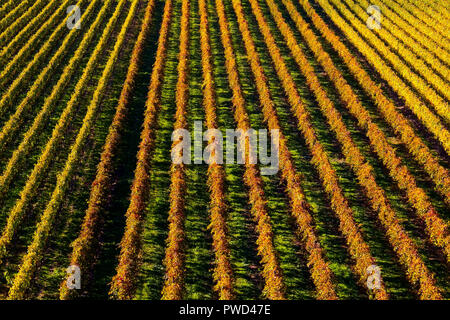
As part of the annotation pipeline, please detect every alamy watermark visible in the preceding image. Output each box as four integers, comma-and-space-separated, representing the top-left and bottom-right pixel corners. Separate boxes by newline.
171, 121, 279, 175
66, 265, 81, 289
366, 5, 382, 30
67, 5, 81, 30
366, 264, 381, 290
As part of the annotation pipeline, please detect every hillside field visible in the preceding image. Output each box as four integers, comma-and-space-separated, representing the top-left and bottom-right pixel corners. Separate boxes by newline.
0, 0, 448, 300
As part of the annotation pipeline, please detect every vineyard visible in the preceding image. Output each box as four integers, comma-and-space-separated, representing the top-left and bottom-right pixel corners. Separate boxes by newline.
0, 0, 448, 300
